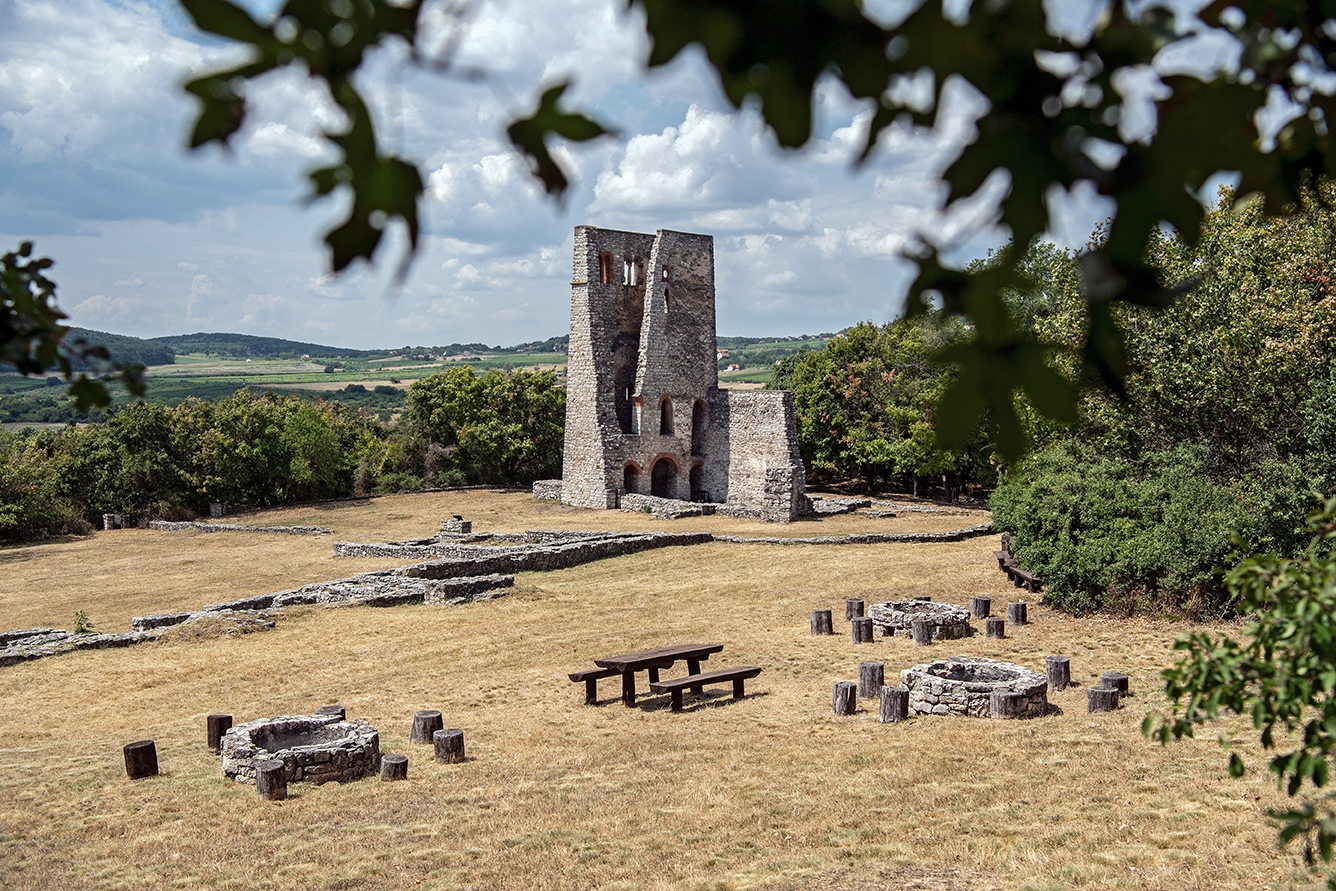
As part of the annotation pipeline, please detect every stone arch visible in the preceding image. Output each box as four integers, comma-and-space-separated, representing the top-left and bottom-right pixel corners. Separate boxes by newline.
689, 461, 705, 502
623, 462, 641, 495
691, 399, 707, 456
659, 396, 674, 435
650, 455, 678, 498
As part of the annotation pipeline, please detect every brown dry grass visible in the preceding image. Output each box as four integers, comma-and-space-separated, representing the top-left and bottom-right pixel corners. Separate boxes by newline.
0, 491, 1320, 891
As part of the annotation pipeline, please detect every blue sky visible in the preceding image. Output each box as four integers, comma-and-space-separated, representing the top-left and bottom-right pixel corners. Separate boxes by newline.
0, 0, 1119, 349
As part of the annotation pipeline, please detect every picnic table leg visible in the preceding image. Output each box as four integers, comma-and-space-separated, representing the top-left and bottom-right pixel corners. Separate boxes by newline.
732, 678, 745, 699
687, 658, 703, 693
670, 689, 684, 712
648, 667, 660, 683
622, 671, 636, 707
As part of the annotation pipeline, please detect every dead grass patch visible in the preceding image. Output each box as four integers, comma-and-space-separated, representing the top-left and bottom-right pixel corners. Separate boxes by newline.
0, 491, 1320, 890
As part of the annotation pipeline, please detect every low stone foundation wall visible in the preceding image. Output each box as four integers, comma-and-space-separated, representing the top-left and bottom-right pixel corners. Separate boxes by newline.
532, 480, 563, 501
149, 521, 332, 535
401, 532, 714, 580
620, 493, 714, 519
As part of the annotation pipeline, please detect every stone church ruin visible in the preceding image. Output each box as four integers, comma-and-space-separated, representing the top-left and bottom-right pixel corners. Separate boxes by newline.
542, 225, 810, 522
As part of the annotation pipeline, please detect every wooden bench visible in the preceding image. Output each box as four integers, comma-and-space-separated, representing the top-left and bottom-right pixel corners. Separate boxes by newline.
649, 666, 762, 712
1006, 564, 1043, 593
993, 550, 1014, 569
569, 667, 620, 704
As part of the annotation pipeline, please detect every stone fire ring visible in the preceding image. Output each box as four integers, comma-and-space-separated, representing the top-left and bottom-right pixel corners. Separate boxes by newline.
900, 656, 1048, 718
868, 600, 970, 640
221, 714, 381, 785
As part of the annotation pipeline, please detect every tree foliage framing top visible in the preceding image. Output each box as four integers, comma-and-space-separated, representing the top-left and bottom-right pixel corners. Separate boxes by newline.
175, 0, 1336, 457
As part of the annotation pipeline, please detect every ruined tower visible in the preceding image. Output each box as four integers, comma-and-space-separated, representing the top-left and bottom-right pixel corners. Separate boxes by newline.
558, 225, 809, 522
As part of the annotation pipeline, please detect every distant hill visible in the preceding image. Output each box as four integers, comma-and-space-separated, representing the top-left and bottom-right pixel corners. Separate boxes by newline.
150, 332, 377, 359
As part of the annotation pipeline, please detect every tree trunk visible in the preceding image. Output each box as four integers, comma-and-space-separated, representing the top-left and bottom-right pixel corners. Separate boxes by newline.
858, 661, 884, 699
911, 618, 932, 646
832, 681, 857, 716
845, 599, 865, 620
972, 596, 991, 619
1088, 686, 1120, 713
990, 690, 1027, 719
851, 616, 873, 643
1046, 656, 1071, 692
985, 616, 1005, 639
1007, 602, 1027, 625
434, 728, 466, 764
206, 714, 232, 753
1099, 672, 1130, 696
810, 609, 833, 635
380, 753, 408, 781
879, 686, 909, 723
255, 758, 287, 800
123, 740, 158, 780
411, 710, 444, 744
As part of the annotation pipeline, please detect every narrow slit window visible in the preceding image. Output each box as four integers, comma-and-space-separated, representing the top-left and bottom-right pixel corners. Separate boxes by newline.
661, 265, 670, 281
599, 252, 613, 285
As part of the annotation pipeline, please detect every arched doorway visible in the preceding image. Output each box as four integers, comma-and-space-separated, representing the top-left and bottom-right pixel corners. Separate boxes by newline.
650, 457, 677, 498
689, 464, 704, 502
623, 463, 640, 495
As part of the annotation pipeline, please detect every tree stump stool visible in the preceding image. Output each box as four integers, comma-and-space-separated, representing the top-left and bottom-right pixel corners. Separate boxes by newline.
832, 681, 857, 716
411, 710, 444, 744
910, 618, 932, 646
858, 661, 885, 699
380, 753, 408, 781
316, 705, 346, 721
971, 596, 991, 618
206, 714, 232, 753
433, 729, 466, 764
985, 616, 1005, 639
1087, 686, 1120, 713
1046, 656, 1071, 691
255, 758, 287, 800
879, 685, 909, 723
1100, 672, 1130, 696
912, 595, 932, 601
123, 740, 158, 780
810, 609, 833, 635
990, 690, 1027, 719
1007, 602, 1027, 625
845, 599, 865, 620
851, 616, 874, 643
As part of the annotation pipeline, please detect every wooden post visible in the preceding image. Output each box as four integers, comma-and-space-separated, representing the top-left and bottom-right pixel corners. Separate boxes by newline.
316, 705, 346, 721
255, 758, 287, 800
206, 714, 232, 753
990, 690, 1027, 719
832, 681, 857, 716
410, 710, 444, 744
971, 596, 991, 618
1007, 601, 1027, 625
433, 728, 466, 764
851, 616, 873, 643
912, 595, 931, 602
380, 753, 408, 781
879, 686, 909, 723
985, 616, 1005, 639
911, 618, 932, 646
1088, 686, 1119, 713
810, 609, 833, 635
858, 661, 884, 699
123, 740, 158, 780
1099, 672, 1130, 696
845, 599, 865, 620
1046, 656, 1071, 691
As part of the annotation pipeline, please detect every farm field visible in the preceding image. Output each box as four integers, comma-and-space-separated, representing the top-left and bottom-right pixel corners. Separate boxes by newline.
0, 490, 1318, 891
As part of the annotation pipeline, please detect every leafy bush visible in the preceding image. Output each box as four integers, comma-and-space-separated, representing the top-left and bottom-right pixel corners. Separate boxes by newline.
991, 441, 1307, 617
0, 432, 89, 540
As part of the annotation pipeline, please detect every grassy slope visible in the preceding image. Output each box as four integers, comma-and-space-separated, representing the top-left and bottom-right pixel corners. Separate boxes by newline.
0, 490, 1318, 891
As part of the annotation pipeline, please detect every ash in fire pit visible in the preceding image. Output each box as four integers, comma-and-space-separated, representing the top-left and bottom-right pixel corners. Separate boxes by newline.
221, 714, 380, 784
900, 656, 1048, 718
868, 600, 970, 640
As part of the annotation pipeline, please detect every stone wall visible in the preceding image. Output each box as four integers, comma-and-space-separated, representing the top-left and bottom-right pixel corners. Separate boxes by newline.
149, 521, 333, 535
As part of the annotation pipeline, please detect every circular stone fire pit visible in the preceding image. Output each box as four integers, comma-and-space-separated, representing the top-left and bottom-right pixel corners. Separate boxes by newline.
868, 600, 970, 640
220, 714, 380, 784
900, 656, 1048, 718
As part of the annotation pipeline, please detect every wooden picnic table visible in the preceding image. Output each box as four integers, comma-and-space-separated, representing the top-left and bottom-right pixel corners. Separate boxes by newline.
594, 643, 725, 707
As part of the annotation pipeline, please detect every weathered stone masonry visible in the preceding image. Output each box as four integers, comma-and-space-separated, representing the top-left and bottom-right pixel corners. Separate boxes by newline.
558, 225, 810, 521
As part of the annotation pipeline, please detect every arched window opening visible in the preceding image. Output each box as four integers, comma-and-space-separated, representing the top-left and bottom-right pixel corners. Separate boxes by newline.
598, 252, 614, 285
623, 259, 631, 285
691, 399, 707, 456
689, 464, 705, 502
650, 457, 677, 498
623, 463, 640, 495
659, 397, 674, 435
661, 265, 670, 281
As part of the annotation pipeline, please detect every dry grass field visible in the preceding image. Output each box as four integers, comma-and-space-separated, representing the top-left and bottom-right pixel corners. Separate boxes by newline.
0, 490, 1322, 890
